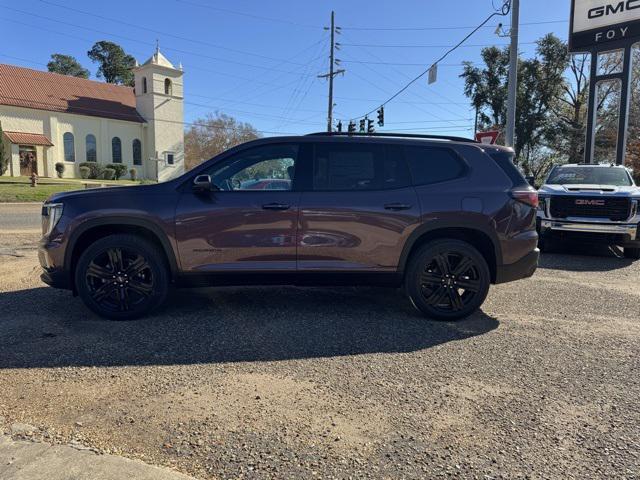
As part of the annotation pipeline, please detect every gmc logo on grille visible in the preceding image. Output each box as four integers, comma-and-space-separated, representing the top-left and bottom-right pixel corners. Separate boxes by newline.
575, 199, 606, 206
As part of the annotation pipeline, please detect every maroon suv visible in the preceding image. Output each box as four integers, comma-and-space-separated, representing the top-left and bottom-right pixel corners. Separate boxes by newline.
39, 133, 539, 321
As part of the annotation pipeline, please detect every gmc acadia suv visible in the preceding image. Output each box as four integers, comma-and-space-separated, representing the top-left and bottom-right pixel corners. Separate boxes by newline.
537, 163, 640, 259
39, 133, 540, 321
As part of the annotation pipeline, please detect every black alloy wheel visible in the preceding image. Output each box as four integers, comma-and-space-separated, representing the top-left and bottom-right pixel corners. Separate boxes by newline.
406, 239, 491, 321
75, 234, 169, 320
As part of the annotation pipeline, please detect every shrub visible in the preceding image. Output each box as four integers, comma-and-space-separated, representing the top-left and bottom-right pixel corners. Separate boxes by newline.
110, 163, 128, 180
55, 162, 65, 178
102, 168, 115, 180
129, 168, 137, 181
78, 162, 104, 179
79, 166, 90, 179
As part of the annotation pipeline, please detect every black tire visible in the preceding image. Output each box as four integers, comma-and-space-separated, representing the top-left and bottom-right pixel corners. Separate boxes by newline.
405, 239, 491, 321
74, 234, 169, 320
624, 247, 640, 260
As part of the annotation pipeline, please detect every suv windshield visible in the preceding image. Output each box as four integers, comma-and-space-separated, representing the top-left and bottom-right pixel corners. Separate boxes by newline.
546, 167, 632, 187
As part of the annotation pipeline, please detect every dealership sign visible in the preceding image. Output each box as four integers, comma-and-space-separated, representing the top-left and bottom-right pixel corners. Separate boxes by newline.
570, 0, 640, 51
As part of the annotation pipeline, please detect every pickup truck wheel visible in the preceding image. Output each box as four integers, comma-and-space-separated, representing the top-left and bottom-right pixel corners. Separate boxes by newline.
74, 234, 169, 320
405, 239, 491, 321
624, 247, 640, 260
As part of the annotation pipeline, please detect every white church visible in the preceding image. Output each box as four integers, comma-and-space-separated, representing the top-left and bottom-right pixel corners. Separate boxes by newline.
0, 48, 184, 181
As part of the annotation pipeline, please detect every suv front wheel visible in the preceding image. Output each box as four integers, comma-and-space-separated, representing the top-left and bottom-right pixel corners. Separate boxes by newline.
74, 234, 169, 320
405, 239, 491, 321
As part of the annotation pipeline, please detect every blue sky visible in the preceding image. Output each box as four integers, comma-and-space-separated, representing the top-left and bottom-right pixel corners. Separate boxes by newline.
0, 0, 572, 137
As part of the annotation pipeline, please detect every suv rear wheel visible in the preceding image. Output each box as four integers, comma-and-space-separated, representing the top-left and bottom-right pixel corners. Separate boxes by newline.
405, 239, 491, 321
74, 234, 169, 320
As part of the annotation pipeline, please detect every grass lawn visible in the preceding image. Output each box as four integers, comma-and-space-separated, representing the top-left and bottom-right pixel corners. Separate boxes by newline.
0, 176, 143, 203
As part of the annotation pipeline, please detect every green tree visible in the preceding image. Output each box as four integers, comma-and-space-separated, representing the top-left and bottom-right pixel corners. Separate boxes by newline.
0, 122, 8, 176
461, 34, 569, 180
87, 41, 136, 86
184, 112, 261, 170
47, 54, 90, 79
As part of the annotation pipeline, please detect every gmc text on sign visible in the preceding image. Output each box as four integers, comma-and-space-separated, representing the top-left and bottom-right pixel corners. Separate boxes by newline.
570, 0, 640, 51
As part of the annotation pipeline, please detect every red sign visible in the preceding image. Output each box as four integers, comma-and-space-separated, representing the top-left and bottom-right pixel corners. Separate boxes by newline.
475, 130, 500, 145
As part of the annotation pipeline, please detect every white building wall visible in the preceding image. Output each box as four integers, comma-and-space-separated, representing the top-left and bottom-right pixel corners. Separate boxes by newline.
0, 104, 148, 179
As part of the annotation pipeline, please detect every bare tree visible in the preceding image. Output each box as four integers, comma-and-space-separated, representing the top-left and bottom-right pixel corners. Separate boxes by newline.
184, 112, 261, 170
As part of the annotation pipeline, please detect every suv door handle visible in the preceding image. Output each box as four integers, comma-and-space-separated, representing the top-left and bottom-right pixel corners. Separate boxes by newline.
384, 203, 412, 211
262, 203, 291, 211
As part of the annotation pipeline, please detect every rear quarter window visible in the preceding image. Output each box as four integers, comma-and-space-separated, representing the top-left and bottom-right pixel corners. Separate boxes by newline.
403, 146, 466, 186
488, 150, 528, 187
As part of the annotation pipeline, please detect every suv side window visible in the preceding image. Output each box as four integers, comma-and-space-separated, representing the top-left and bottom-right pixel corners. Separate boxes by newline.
313, 143, 410, 191
404, 146, 466, 186
204, 144, 298, 191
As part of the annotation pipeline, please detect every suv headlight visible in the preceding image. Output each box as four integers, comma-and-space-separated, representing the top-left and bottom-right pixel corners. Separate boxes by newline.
42, 203, 64, 236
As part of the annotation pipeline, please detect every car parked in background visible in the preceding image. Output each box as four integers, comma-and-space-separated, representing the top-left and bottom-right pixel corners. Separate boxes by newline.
537, 163, 640, 259
39, 133, 539, 321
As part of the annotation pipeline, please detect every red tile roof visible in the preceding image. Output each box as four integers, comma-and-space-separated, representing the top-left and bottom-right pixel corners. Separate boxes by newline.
0, 63, 145, 123
3, 131, 53, 146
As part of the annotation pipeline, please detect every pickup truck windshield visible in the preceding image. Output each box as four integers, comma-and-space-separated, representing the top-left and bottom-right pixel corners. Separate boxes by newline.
546, 167, 632, 187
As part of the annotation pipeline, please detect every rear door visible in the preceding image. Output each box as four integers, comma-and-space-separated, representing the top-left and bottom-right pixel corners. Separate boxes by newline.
297, 142, 421, 271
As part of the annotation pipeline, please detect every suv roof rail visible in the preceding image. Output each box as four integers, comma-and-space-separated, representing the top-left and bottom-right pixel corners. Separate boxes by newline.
306, 132, 480, 143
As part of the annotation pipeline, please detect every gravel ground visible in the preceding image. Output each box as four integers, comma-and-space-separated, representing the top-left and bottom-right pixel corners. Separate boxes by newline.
0, 231, 638, 479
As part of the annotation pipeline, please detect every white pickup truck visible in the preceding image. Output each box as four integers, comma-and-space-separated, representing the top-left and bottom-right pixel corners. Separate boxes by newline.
536, 163, 640, 259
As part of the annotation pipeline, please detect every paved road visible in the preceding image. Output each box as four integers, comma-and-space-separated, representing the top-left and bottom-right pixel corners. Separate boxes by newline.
0, 435, 194, 480
1, 232, 638, 479
0, 203, 41, 232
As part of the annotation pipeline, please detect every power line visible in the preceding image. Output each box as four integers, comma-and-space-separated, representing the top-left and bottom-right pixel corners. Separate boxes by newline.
340, 42, 536, 49
349, 1, 512, 122
0, 18, 324, 91
0, 7, 322, 77
173, 0, 322, 29
340, 19, 567, 31
34, 0, 315, 66
0, 92, 308, 135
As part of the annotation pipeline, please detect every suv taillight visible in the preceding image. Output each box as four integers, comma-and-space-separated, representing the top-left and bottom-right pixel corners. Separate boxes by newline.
510, 187, 538, 208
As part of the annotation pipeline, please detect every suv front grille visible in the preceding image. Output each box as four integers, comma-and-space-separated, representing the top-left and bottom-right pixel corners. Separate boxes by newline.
549, 196, 631, 221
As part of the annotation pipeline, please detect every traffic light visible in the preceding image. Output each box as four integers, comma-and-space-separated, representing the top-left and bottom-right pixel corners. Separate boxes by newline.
348, 121, 356, 133
336, 121, 342, 132
377, 106, 384, 127
359, 119, 365, 133
367, 119, 375, 133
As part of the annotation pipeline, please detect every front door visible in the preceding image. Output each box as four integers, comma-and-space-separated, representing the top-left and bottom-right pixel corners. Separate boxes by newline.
175, 143, 302, 273
297, 142, 421, 271
19, 146, 37, 176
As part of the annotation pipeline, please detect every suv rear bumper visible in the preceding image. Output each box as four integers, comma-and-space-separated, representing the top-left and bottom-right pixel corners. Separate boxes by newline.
495, 249, 539, 284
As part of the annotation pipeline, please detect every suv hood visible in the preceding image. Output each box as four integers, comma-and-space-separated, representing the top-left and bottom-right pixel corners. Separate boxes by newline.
539, 184, 640, 196
45, 183, 166, 204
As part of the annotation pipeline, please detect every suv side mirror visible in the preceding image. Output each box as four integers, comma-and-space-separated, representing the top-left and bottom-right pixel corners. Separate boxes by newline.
193, 174, 216, 192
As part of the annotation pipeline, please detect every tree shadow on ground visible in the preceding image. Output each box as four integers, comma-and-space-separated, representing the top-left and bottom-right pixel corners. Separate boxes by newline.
0, 285, 498, 369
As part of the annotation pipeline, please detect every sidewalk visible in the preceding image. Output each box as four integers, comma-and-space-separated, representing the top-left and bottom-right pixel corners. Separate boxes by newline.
0, 436, 195, 480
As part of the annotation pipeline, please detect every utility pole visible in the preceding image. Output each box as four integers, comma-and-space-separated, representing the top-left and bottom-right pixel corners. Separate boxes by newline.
318, 11, 345, 132
505, 0, 519, 149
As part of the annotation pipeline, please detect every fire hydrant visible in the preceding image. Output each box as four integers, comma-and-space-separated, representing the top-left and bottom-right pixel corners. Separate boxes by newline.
30, 172, 38, 187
